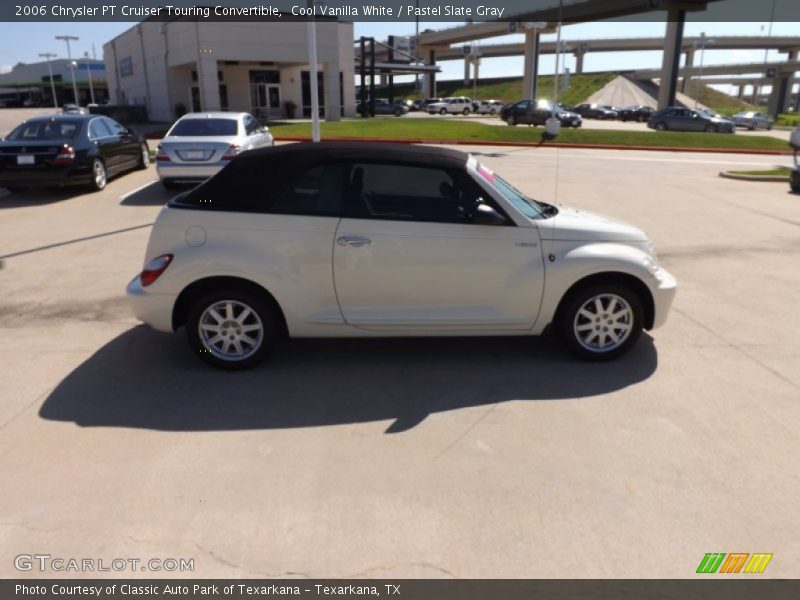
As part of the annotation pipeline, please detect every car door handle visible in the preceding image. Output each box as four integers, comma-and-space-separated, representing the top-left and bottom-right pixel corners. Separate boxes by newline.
337, 236, 371, 247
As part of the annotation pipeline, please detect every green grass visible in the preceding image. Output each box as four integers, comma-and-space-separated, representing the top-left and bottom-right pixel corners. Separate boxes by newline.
270, 119, 790, 151
775, 113, 799, 128
728, 167, 792, 176
683, 81, 756, 114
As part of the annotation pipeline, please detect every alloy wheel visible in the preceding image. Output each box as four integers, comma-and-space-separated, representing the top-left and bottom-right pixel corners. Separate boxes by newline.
198, 300, 264, 361
572, 293, 634, 353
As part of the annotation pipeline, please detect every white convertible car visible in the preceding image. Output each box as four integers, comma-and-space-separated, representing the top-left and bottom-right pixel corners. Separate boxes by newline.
127, 142, 676, 369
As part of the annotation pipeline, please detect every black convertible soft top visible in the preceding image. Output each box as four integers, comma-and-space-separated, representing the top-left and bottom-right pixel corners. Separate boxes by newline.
170, 141, 470, 212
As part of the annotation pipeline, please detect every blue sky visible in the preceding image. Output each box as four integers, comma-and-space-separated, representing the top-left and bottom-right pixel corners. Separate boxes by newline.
0, 20, 797, 93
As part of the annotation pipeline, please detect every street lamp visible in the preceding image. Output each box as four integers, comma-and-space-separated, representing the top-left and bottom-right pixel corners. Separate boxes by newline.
84, 52, 95, 104
55, 35, 80, 105
306, 0, 320, 142
38, 52, 58, 108
694, 32, 715, 108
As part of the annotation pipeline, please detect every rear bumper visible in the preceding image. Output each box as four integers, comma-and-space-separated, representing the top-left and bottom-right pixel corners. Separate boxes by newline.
156, 161, 225, 182
126, 276, 178, 333
0, 167, 91, 187
650, 268, 678, 330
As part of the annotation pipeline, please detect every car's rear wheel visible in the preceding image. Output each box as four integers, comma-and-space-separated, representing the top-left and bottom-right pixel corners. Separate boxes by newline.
186, 290, 278, 370
89, 159, 107, 191
655, 122, 667, 131
507, 115, 516, 126
705, 124, 719, 133
489, 108, 496, 115
558, 283, 644, 361
462, 108, 470, 115
138, 143, 150, 169
393, 109, 403, 117
439, 108, 447, 115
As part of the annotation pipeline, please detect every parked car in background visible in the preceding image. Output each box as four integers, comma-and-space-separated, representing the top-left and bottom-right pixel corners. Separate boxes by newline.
410, 98, 442, 111
731, 110, 774, 130
127, 142, 676, 369
156, 112, 273, 189
427, 97, 473, 115
356, 98, 409, 117
0, 114, 149, 192
647, 107, 735, 133
477, 100, 505, 115
62, 104, 88, 115
619, 105, 655, 122
574, 103, 618, 119
500, 99, 581, 128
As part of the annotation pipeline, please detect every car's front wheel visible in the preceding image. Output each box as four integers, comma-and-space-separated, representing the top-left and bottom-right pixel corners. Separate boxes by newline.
654, 122, 667, 131
558, 283, 644, 361
506, 115, 516, 126
186, 290, 279, 370
439, 108, 447, 115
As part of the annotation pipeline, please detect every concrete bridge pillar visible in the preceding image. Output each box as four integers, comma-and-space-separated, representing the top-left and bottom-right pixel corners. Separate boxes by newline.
422, 47, 437, 98
522, 30, 540, 100
574, 51, 585, 74
657, 9, 687, 110
767, 74, 791, 116
681, 47, 695, 93
464, 57, 470, 86
737, 84, 745, 100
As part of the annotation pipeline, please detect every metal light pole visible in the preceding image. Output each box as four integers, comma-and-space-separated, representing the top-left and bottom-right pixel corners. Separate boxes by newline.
38, 52, 58, 108
306, 1, 320, 142
55, 35, 80, 105
693, 32, 715, 108
84, 52, 95, 104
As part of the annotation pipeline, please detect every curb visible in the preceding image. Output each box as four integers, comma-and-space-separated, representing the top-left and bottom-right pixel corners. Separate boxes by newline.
718, 171, 790, 182
274, 136, 792, 156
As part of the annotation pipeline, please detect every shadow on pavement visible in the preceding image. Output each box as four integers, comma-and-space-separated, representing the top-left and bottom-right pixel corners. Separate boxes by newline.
120, 180, 175, 206
40, 326, 658, 434
0, 186, 87, 208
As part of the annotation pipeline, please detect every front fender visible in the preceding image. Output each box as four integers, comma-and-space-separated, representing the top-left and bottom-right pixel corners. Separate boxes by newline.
533, 241, 659, 333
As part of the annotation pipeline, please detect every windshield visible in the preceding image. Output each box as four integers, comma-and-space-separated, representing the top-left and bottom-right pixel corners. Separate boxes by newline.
475, 162, 549, 219
6, 119, 81, 141
169, 118, 238, 137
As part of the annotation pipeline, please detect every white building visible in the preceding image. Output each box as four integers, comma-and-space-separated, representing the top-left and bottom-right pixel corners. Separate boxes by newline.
0, 58, 106, 106
103, 19, 355, 122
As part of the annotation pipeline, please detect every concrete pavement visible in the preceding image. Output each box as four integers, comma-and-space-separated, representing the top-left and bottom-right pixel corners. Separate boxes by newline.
0, 145, 798, 578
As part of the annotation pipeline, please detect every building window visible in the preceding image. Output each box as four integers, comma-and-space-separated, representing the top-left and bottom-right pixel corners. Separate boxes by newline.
249, 70, 280, 84
119, 57, 133, 77
191, 70, 198, 82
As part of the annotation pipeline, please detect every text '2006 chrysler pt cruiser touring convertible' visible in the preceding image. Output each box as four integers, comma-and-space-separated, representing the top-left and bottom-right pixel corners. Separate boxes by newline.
127, 142, 676, 369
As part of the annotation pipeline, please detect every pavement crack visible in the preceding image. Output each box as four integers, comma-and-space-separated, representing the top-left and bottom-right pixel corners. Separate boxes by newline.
343, 561, 458, 578
436, 403, 498, 459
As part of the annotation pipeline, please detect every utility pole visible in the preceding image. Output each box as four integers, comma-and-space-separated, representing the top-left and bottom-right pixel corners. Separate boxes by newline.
38, 52, 59, 108
306, 0, 320, 141
84, 52, 96, 104
693, 32, 714, 109
55, 35, 80, 105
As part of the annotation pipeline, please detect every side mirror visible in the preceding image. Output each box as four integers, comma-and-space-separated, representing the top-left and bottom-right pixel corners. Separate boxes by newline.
473, 202, 508, 226
123, 127, 134, 136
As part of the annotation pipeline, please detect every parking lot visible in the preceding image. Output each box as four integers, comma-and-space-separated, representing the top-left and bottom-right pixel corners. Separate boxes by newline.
1, 138, 799, 578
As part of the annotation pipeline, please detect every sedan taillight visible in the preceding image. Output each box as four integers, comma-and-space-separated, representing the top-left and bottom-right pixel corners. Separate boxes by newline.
221, 144, 240, 160
155, 146, 170, 162
140, 254, 173, 287
53, 145, 75, 166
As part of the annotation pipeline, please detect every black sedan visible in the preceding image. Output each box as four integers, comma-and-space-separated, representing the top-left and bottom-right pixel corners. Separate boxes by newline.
619, 105, 655, 122
500, 99, 582, 128
0, 114, 149, 193
574, 103, 618, 119
356, 98, 409, 117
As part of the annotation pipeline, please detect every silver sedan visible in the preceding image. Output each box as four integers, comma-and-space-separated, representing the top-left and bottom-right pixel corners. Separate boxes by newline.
156, 112, 274, 189
731, 111, 774, 130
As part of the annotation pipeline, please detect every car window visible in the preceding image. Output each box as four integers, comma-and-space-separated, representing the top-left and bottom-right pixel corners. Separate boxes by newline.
243, 115, 258, 135
6, 120, 81, 141
102, 117, 128, 136
343, 162, 489, 224
514, 101, 529, 110
88, 119, 112, 139
169, 118, 238, 136
269, 165, 344, 216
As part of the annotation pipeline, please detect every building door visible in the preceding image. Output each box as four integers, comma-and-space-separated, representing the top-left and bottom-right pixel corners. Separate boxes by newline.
190, 86, 201, 112
301, 71, 325, 118
252, 83, 281, 120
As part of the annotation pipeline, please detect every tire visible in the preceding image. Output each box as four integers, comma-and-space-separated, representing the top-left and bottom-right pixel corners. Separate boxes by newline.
489, 108, 496, 115
161, 179, 179, 190
748, 122, 756, 130
705, 124, 719, 133
462, 108, 470, 115
557, 283, 644, 361
186, 289, 279, 370
506, 115, 516, 126
89, 159, 107, 192
655, 122, 667, 131
138, 143, 150, 169
439, 108, 447, 115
